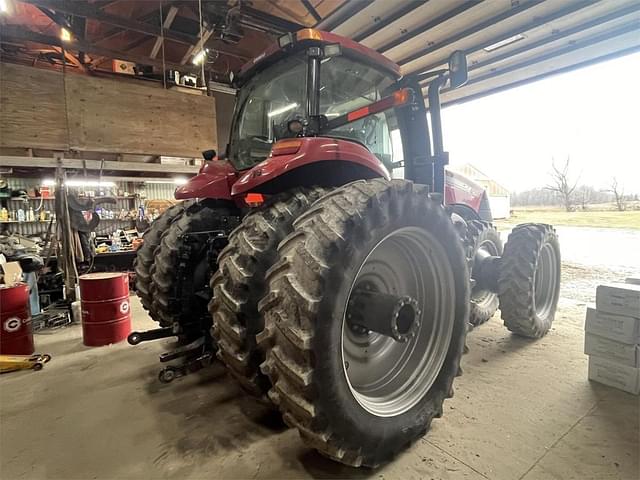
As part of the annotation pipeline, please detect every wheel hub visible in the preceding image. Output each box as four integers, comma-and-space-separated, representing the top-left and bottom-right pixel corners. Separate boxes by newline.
347, 283, 421, 343
341, 227, 456, 417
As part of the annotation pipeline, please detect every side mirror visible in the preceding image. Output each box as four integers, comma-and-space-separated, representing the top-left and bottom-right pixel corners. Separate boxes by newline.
448, 51, 468, 89
202, 149, 216, 161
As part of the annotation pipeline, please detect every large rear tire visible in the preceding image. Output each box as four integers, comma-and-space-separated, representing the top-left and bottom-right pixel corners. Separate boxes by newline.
209, 187, 325, 396
151, 201, 239, 330
134, 202, 190, 322
259, 179, 469, 467
498, 223, 561, 338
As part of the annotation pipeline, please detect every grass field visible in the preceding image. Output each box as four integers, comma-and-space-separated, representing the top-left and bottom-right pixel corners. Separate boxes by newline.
495, 208, 640, 230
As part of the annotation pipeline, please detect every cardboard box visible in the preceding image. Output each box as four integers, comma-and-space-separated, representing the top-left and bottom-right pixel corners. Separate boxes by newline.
0, 261, 23, 286
588, 355, 640, 395
584, 333, 639, 367
584, 307, 640, 344
596, 283, 640, 318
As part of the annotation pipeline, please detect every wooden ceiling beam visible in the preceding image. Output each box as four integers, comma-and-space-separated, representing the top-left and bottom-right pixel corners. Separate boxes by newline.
92, 9, 158, 44
23, 0, 199, 46
0, 25, 221, 76
150, 5, 178, 59
180, 28, 214, 65
24, 0, 250, 64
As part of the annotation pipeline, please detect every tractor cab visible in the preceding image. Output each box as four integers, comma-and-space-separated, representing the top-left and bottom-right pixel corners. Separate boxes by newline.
179, 28, 482, 210
227, 29, 401, 174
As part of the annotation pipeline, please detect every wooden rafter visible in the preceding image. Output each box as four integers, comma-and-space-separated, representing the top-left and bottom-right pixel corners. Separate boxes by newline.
0, 25, 228, 77
21, 0, 250, 67
150, 5, 178, 59
24, 0, 199, 46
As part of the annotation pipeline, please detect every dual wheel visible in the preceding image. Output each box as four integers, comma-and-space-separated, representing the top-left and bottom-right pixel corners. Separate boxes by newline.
211, 180, 482, 466
134, 200, 240, 341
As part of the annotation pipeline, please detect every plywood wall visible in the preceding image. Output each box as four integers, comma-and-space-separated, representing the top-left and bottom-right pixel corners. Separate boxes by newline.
0, 62, 217, 158
0, 63, 69, 150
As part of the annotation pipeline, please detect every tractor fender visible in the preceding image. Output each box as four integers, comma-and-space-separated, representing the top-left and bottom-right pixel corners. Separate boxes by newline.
231, 137, 389, 196
444, 169, 485, 213
174, 160, 238, 200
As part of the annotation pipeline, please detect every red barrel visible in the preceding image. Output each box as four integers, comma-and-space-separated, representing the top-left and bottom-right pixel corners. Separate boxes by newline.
79, 273, 131, 346
0, 283, 35, 355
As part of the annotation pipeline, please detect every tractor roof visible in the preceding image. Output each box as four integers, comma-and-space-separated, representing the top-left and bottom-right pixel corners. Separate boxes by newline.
234, 28, 401, 87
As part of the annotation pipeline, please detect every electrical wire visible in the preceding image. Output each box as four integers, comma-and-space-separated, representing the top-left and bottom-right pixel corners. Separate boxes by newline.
160, 0, 167, 89
198, 0, 205, 85
34, 195, 44, 213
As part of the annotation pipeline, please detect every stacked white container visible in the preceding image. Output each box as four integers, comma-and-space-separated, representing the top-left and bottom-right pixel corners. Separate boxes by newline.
584, 279, 640, 395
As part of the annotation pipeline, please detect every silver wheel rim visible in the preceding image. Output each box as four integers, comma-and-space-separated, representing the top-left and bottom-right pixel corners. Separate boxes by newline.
471, 238, 500, 306
341, 227, 456, 417
533, 242, 558, 319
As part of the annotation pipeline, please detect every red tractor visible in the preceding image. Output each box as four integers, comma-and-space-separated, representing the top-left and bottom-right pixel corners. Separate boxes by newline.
132, 29, 561, 467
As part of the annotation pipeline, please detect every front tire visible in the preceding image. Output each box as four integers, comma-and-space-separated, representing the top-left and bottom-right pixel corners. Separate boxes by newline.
498, 223, 561, 338
466, 221, 503, 327
259, 179, 469, 467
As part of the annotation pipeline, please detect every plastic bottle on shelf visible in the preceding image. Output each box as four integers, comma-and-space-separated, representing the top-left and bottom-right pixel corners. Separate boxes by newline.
40, 209, 46, 222
0, 208, 8, 221
110, 231, 121, 252
28, 207, 35, 221
17, 208, 25, 222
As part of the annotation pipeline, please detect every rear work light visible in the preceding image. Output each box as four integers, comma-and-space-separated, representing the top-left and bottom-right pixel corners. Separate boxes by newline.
270, 139, 303, 156
244, 193, 264, 206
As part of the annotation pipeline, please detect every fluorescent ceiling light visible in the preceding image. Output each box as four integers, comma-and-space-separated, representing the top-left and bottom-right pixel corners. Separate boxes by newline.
483, 34, 525, 52
65, 180, 115, 187
0, 0, 10, 14
267, 103, 299, 118
43, 179, 115, 187
192, 48, 208, 65
144, 178, 188, 185
60, 28, 72, 42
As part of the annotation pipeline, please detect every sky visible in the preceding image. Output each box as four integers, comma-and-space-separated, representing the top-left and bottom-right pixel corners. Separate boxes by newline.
441, 51, 640, 193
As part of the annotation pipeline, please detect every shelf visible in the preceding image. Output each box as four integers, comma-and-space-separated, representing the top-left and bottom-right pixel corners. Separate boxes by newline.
9, 197, 55, 201
8, 196, 136, 201
96, 218, 136, 221
1, 219, 134, 224
0, 220, 53, 224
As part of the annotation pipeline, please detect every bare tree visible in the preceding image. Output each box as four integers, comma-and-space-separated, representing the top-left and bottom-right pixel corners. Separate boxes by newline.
577, 185, 594, 210
546, 157, 580, 212
608, 177, 626, 211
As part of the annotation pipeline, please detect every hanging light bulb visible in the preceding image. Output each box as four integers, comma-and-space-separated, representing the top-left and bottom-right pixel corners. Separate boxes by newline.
60, 27, 72, 42
192, 48, 208, 65
0, 0, 11, 15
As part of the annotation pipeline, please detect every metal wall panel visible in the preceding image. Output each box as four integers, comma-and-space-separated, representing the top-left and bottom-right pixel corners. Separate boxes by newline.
1, 177, 176, 237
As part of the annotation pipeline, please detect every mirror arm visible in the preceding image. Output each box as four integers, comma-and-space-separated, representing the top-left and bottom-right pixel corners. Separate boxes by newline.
416, 68, 448, 84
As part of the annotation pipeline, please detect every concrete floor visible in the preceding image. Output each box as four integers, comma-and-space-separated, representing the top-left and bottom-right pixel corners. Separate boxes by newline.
1, 265, 638, 479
